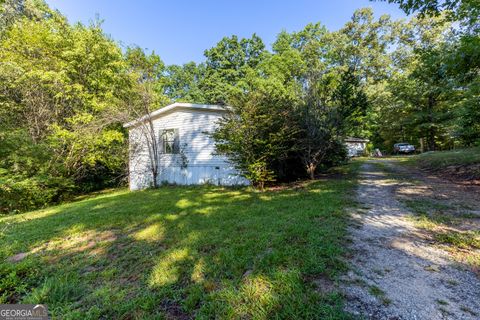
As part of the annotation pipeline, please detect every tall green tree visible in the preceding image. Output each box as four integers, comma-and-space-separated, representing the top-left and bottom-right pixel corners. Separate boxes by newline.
381, 0, 480, 145
213, 75, 300, 189
201, 34, 267, 104
0, 2, 133, 212
163, 62, 206, 102
326, 8, 397, 142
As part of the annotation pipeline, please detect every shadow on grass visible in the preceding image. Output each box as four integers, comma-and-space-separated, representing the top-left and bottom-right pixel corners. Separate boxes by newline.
0, 172, 359, 319
339, 162, 480, 320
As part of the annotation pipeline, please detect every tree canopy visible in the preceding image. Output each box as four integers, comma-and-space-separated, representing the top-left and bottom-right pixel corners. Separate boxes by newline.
1, 0, 478, 210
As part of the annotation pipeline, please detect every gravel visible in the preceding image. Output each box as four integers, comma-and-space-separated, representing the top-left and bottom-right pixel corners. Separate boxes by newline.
341, 160, 480, 320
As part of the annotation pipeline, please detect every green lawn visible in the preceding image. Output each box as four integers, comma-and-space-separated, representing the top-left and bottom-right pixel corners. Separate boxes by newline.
407, 147, 480, 171
0, 163, 360, 319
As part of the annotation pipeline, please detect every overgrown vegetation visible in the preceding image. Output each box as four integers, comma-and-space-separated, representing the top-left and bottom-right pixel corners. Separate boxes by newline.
413, 147, 480, 168
0, 1, 131, 213
378, 0, 480, 149
1, 0, 479, 212
0, 163, 360, 319
400, 147, 480, 183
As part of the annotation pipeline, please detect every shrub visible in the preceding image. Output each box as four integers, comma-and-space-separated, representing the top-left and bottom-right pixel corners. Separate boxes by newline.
0, 260, 41, 303
0, 175, 74, 214
246, 160, 276, 191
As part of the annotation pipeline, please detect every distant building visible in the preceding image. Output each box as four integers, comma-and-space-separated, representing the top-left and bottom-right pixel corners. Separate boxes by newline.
345, 137, 369, 157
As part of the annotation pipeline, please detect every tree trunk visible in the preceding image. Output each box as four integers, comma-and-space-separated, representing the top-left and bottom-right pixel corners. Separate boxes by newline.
427, 128, 436, 152
307, 163, 316, 180
258, 181, 264, 192
152, 168, 158, 188
427, 95, 436, 151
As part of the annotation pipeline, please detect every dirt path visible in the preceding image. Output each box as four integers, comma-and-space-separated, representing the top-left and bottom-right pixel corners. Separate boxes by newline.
341, 160, 480, 320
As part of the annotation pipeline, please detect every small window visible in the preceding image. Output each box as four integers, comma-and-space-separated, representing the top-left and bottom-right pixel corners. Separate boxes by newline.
161, 129, 179, 154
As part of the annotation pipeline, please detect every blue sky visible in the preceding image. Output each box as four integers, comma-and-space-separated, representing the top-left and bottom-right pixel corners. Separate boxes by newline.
45, 0, 407, 65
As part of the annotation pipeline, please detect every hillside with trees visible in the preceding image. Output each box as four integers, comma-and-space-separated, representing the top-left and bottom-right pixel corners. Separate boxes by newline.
0, 0, 478, 212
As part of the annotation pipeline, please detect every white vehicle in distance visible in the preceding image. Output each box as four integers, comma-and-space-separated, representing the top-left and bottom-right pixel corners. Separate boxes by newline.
393, 143, 416, 154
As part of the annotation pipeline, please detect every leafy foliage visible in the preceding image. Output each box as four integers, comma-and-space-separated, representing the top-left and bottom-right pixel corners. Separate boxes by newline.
0, 1, 131, 212
201, 34, 267, 104
213, 75, 300, 188
1, 0, 479, 208
379, 0, 480, 148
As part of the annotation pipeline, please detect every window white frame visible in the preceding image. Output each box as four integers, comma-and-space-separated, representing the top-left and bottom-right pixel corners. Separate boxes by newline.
160, 129, 179, 154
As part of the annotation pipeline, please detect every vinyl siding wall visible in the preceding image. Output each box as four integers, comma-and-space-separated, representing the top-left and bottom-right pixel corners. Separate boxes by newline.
128, 108, 248, 190
345, 142, 367, 157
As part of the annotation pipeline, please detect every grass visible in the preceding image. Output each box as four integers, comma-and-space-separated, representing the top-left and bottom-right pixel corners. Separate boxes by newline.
368, 285, 391, 306
405, 201, 480, 273
435, 231, 480, 250
403, 147, 480, 180
378, 159, 480, 273
413, 147, 480, 168
0, 163, 360, 319
404, 199, 455, 228
404, 198, 480, 250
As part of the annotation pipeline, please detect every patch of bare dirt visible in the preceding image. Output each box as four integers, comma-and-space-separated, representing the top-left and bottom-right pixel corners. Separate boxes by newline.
309, 275, 336, 295
7, 252, 28, 263
7, 230, 119, 263
341, 160, 480, 320
386, 160, 480, 279
393, 163, 480, 212
427, 163, 480, 186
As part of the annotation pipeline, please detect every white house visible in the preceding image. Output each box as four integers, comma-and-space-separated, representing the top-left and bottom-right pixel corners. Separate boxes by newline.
345, 137, 369, 157
124, 103, 248, 190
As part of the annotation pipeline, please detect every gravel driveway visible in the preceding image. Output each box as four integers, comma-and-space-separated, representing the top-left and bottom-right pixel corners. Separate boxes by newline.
341, 160, 480, 320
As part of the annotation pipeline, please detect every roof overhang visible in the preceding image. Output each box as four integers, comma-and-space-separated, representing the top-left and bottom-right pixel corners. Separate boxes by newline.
344, 137, 370, 143
123, 102, 229, 128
